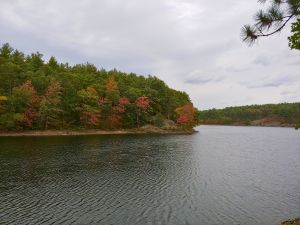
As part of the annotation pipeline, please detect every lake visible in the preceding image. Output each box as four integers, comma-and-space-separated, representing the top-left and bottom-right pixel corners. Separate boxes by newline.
0, 126, 299, 225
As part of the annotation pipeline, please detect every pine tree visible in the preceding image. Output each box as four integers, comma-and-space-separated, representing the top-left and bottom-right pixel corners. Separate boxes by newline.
242, 0, 300, 50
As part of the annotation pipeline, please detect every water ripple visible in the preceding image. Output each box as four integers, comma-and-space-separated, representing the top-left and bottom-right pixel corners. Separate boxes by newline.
0, 127, 299, 225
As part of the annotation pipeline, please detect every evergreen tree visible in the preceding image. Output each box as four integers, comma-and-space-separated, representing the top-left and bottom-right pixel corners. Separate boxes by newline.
242, 0, 300, 50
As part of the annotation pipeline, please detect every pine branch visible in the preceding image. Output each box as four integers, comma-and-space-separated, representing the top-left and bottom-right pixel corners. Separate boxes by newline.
255, 14, 294, 37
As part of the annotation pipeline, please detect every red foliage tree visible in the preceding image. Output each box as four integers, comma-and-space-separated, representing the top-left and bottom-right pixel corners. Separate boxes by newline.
136, 96, 149, 110
175, 103, 195, 127
113, 104, 125, 113
104, 97, 130, 128
80, 111, 101, 127
135, 96, 150, 127
107, 114, 121, 129
119, 97, 130, 105
177, 114, 190, 124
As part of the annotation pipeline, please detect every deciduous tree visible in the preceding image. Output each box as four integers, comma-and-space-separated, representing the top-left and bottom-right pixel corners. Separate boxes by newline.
78, 86, 100, 128
175, 103, 195, 128
136, 96, 150, 127
39, 81, 63, 129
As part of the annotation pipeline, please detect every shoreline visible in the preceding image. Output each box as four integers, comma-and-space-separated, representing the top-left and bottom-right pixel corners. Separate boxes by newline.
200, 123, 295, 128
0, 128, 196, 137
281, 218, 300, 225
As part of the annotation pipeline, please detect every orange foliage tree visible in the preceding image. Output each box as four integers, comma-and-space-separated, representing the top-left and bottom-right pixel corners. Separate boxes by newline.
17, 81, 40, 127
105, 76, 118, 92
175, 103, 195, 128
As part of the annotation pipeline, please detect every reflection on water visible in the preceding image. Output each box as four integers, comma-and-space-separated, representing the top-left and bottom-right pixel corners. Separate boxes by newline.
0, 126, 299, 225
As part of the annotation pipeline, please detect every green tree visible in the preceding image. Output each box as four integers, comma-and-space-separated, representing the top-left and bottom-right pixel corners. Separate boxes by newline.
11, 50, 25, 65
9, 81, 40, 128
0, 43, 13, 59
48, 56, 59, 71
39, 81, 63, 129
77, 86, 100, 128
26, 52, 44, 71
242, 0, 300, 49
288, 19, 300, 49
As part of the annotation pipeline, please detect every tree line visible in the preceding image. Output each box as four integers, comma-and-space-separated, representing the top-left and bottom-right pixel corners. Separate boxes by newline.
0, 43, 198, 131
198, 103, 300, 126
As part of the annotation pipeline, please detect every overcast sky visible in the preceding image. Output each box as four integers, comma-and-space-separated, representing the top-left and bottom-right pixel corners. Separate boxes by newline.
1, 0, 299, 109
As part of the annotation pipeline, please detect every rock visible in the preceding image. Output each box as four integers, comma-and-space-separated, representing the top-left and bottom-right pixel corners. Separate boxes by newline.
281, 218, 300, 225
161, 119, 179, 130
138, 125, 165, 133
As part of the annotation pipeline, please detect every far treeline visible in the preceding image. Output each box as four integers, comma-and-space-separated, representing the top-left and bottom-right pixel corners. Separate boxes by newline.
0, 43, 199, 131
199, 103, 300, 128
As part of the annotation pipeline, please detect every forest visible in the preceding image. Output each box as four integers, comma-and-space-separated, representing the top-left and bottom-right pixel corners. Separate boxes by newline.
199, 103, 300, 127
0, 43, 198, 131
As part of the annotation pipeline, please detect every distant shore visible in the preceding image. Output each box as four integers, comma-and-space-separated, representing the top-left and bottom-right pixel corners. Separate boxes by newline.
200, 123, 295, 128
200, 117, 297, 128
0, 125, 196, 137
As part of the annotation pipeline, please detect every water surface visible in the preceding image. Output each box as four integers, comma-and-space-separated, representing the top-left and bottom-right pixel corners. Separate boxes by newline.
0, 126, 299, 225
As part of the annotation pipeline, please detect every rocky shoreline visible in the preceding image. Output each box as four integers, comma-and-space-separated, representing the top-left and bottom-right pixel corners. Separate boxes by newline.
281, 218, 300, 225
0, 125, 196, 137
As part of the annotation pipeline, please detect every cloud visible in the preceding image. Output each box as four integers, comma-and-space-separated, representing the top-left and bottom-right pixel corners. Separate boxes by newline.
244, 75, 299, 88
184, 71, 225, 85
184, 77, 214, 85
0, 0, 299, 109
253, 56, 270, 66
238, 72, 300, 91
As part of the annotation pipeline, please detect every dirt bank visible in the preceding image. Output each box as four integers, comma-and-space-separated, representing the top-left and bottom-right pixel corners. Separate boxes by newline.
0, 125, 196, 137
281, 218, 300, 225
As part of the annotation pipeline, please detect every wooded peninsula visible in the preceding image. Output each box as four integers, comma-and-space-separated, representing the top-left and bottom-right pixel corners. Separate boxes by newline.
0, 43, 199, 132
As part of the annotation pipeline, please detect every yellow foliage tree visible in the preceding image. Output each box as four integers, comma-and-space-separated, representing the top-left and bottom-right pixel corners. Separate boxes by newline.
106, 76, 118, 92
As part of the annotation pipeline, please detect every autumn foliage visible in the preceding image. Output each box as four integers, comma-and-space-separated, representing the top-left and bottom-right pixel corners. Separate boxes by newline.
113, 104, 125, 113
119, 97, 130, 105
39, 81, 63, 129
175, 103, 195, 127
17, 81, 39, 127
105, 76, 118, 92
136, 96, 149, 110
0, 43, 198, 131
80, 111, 101, 127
